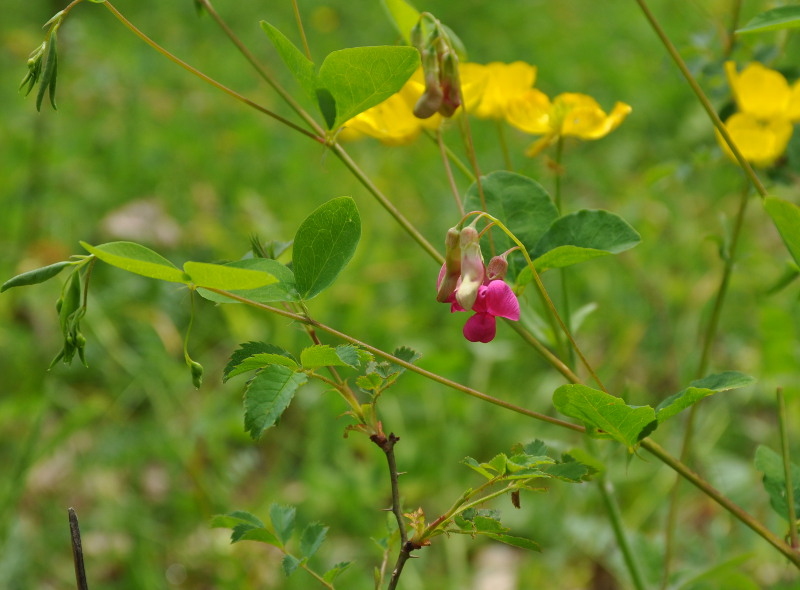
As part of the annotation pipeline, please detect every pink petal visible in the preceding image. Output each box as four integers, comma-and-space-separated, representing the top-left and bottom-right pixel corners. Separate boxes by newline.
436, 263, 446, 289
463, 313, 497, 343
484, 280, 520, 320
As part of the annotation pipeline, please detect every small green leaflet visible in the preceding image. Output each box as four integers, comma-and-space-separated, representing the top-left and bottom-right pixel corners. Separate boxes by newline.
293, 197, 361, 300
300, 344, 363, 369
243, 365, 308, 439
210, 511, 281, 547
223, 342, 296, 382
1, 260, 75, 292
198, 258, 298, 304
754, 446, 800, 521
299, 522, 328, 558
765, 197, 800, 269
655, 372, 755, 423
183, 261, 277, 290
261, 22, 419, 130
270, 504, 296, 546
737, 6, 800, 34
323, 562, 352, 583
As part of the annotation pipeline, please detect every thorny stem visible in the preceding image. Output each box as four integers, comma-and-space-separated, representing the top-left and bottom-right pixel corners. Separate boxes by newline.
101, 1, 322, 142
633, 0, 768, 199
662, 179, 752, 587
387, 544, 414, 590
778, 388, 799, 549
437, 128, 464, 216
370, 432, 407, 547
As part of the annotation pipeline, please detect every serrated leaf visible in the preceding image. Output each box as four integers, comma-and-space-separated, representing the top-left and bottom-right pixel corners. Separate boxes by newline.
335, 344, 362, 368
281, 554, 301, 577
473, 515, 507, 533
765, 197, 800, 269
198, 258, 298, 304
1, 261, 75, 292
737, 6, 800, 34
316, 46, 419, 129
210, 510, 264, 530
183, 261, 276, 290
260, 21, 317, 103
300, 344, 358, 369
244, 365, 307, 439
482, 453, 508, 474
553, 384, 656, 451
484, 533, 541, 552
513, 440, 549, 457
463, 171, 559, 279
381, 0, 420, 43
754, 446, 800, 521
210, 511, 281, 547
224, 342, 294, 381
270, 504, 296, 545
656, 371, 755, 423
81, 241, 188, 283
238, 527, 282, 545
532, 209, 641, 271
293, 197, 361, 299
356, 373, 384, 391
323, 561, 352, 583
299, 522, 328, 558
544, 460, 590, 482
225, 353, 300, 381
462, 457, 495, 479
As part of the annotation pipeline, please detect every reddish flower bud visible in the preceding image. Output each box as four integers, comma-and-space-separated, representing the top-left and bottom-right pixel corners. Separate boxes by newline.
436, 226, 462, 302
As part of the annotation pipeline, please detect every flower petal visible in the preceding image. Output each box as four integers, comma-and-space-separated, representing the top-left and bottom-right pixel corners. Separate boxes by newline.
717, 112, 793, 168
469, 61, 537, 119
505, 88, 552, 134
484, 280, 520, 320
726, 61, 791, 120
463, 313, 497, 343
789, 79, 800, 122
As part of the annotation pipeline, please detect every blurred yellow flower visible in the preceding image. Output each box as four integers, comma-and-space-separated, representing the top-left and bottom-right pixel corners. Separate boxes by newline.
340, 68, 441, 145
459, 61, 537, 119
506, 90, 631, 157
717, 61, 800, 167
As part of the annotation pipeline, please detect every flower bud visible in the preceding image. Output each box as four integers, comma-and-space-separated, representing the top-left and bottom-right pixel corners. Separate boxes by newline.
189, 360, 204, 389
455, 226, 485, 310
414, 49, 443, 119
437, 51, 462, 118
436, 226, 462, 302
487, 255, 508, 280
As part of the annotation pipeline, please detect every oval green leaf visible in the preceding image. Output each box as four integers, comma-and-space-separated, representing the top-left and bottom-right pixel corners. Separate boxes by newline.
198, 259, 298, 304
80, 241, 188, 283
260, 21, 317, 103
737, 6, 800, 34
293, 196, 361, 300
183, 261, 276, 291
1, 260, 75, 293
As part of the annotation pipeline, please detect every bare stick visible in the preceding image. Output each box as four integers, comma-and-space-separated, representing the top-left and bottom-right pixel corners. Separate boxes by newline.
68, 507, 89, 590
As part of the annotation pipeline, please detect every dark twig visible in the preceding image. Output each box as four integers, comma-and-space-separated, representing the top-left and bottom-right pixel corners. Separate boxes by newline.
370, 431, 406, 547
68, 507, 89, 590
387, 542, 416, 590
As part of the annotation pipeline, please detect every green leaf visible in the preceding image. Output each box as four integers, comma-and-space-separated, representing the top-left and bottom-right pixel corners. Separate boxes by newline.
36, 32, 58, 111
293, 197, 361, 299
183, 261, 276, 290
473, 515, 507, 533
323, 562, 352, 583
316, 46, 419, 129
197, 258, 298, 304
244, 365, 308, 439
1, 261, 75, 292
334, 344, 363, 368
656, 371, 755, 423
259, 21, 317, 102
532, 209, 641, 271
381, 0, 421, 43
210, 511, 281, 547
224, 342, 295, 382
462, 457, 495, 479
81, 241, 188, 284
301, 344, 360, 369
544, 460, 590, 482
225, 353, 300, 381
737, 6, 800, 34
299, 522, 328, 558
553, 384, 656, 451
281, 554, 301, 577
754, 446, 800, 521
765, 197, 800, 268
270, 504, 296, 546
463, 171, 559, 278
483, 533, 541, 552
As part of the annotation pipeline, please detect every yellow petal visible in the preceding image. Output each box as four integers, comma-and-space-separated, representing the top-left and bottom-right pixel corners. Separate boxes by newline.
726, 61, 791, 119
458, 62, 490, 113
788, 79, 800, 122
468, 61, 537, 119
554, 93, 631, 139
505, 89, 552, 134
717, 112, 793, 167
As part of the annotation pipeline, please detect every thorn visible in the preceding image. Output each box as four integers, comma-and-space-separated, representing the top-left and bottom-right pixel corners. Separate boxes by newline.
380, 507, 393, 512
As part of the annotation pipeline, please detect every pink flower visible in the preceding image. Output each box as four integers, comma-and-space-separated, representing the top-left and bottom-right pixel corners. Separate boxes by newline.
437, 266, 520, 343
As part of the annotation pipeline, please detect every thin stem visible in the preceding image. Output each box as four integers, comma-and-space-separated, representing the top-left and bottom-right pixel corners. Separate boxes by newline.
552, 137, 575, 369
299, 561, 335, 590
495, 119, 513, 171
290, 0, 313, 60
458, 111, 494, 256
634, 0, 768, 199
68, 508, 89, 590
662, 180, 752, 587
387, 544, 414, 590
101, 1, 322, 142
778, 388, 799, 549
596, 479, 646, 590
506, 321, 581, 384
723, 0, 742, 58
437, 128, 464, 216
424, 129, 476, 182
641, 438, 800, 567
371, 433, 408, 547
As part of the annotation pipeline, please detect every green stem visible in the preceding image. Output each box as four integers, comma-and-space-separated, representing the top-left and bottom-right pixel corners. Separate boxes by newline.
437, 128, 464, 216
778, 388, 799, 549
290, 0, 313, 61
597, 478, 646, 590
633, 0, 768, 199
101, 1, 322, 142
506, 321, 581, 384
552, 137, 575, 368
495, 119, 513, 171
722, 0, 742, 58
424, 129, 476, 182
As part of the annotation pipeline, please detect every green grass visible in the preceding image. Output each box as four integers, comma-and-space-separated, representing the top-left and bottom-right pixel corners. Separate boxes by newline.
1, 1, 799, 588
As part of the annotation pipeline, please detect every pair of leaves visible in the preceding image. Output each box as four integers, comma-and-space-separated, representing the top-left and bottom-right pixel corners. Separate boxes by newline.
463, 171, 640, 279
261, 21, 419, 130
225, 341, 372, 439
553, 372, 754, 451
211, 506, 349, 582
199, 196, 361, 303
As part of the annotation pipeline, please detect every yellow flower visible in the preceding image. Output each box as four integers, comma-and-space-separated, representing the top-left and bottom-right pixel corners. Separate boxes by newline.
459, 61, 537, 119
717, 61, 800, 167
506, 90, 631, 157
340, 68, 441, 145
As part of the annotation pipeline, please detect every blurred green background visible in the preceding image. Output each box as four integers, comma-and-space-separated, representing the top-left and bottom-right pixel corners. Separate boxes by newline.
2, 0, 799, 588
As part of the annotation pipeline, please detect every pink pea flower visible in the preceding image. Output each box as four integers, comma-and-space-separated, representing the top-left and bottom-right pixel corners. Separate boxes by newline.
437, 265, 520, 343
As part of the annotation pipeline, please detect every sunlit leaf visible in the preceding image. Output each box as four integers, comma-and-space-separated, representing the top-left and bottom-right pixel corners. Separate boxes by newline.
183, 261, 276, 290
381, 0, 421, 43
197, 258, 298, 304
81, 241, 188, 283
301, 344, 360, 369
